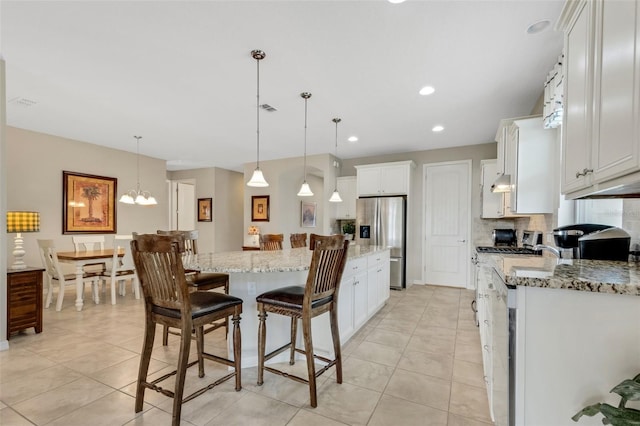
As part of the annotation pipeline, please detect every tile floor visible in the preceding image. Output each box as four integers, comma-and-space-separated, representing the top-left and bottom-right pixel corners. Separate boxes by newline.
0, 284, 493, 425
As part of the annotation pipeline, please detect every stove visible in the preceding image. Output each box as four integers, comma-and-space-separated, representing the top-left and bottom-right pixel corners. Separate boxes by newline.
476, 246, 541, 255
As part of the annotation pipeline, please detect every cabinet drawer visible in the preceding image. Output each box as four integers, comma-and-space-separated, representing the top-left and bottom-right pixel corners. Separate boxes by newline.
343, 257, 367, 278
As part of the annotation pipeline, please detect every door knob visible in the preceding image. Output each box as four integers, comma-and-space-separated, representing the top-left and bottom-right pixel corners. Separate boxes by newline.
457, 239, 466, 243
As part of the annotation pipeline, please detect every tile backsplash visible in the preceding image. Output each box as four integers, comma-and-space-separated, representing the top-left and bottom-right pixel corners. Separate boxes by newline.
473, 214, 555, 246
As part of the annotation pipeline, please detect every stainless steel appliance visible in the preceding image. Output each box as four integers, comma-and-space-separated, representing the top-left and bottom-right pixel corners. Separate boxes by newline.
492, 229, 517, 246
553, 224, 630, 260
355, 196, 406, 289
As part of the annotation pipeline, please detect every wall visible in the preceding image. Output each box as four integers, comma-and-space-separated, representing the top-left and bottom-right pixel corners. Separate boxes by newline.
167, 167, 244, 253
342, 142, 497, 285
5, 127, 169, 269
243, 153, 337, 247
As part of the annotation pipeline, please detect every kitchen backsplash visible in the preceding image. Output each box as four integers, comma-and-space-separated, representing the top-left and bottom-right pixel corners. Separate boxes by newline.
473, 214, 555, 246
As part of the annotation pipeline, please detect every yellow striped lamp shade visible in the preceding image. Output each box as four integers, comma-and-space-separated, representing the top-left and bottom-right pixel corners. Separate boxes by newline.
6, 211, 40, 233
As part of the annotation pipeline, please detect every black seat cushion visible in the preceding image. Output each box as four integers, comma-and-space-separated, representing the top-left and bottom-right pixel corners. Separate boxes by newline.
256, 286, 332, 310
153, 291, 242, 319
188, 272, 229, 289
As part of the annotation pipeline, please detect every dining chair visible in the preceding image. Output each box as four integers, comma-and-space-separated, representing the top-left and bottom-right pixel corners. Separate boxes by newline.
100, 234, 139, 304
156, 230, 230, 345
309, 233, 320, 250
72, 235, 108, 288
131, 233, 242, 426
260, 233, 284, 251
37, 239, 100, 311
290, 233, 307, 248
256, 234, 349, 407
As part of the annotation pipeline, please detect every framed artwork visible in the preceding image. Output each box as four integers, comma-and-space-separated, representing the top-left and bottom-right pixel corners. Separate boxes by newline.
198, 198, 212, 222
251, 195, 270, 222
301, 201, 317, 228
63, 171, 117, 234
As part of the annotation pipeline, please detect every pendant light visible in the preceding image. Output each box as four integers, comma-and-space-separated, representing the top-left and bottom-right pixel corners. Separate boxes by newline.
119, 136, 157, 205
247, 49, 269, 187
297, 92, 314, 196
329, 118, 343, 203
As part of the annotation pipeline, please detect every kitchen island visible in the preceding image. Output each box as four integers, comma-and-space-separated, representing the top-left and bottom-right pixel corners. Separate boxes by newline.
478, 253, 640, 426
186, 245, 391, 367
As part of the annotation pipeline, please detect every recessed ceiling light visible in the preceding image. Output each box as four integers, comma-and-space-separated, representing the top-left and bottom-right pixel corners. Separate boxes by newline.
419, 86, 435, 96
526, 20, 551, 34
348, 136, 358, 143
432, 125, 444, 132
388, 0, 406, 3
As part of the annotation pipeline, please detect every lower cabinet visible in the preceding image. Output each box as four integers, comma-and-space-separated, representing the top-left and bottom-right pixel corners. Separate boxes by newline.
337, 250, 391, 343
476, 259, 495, 422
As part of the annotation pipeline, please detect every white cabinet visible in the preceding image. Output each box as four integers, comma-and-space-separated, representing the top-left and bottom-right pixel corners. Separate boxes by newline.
335, 176, 356, 219
559, 0, 640, 198
476, 257, 494, 422
367, 250, 390, 316
355, 161, 415, 197
481, 160, 502, 219
492, 117, 556, 216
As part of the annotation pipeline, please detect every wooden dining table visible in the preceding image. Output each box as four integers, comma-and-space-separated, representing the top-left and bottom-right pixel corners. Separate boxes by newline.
57, 249, 123, 311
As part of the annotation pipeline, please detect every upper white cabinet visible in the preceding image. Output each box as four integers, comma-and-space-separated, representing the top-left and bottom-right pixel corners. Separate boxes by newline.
493, 116, 557, 216
481, 160, 503, 219
559, 0, 640, 198
335, 176, 356, 219
355, 161, 415, 197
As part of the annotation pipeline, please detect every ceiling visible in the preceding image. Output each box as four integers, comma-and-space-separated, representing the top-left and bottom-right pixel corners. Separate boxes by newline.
1, 0, 564, 172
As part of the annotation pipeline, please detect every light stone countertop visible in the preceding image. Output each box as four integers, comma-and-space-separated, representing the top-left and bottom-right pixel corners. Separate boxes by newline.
185, 245, 390, 274
479, 252, 640, 296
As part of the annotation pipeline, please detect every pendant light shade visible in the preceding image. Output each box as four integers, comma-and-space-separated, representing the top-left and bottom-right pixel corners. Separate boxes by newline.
247, 49, 269, 187
297, 92, 313, 197
119, 136, 158, 206
329, 117, 343, 203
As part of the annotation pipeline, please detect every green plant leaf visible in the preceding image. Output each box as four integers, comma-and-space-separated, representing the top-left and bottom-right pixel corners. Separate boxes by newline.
599, 404, 640, 425
611, 379, 640, 401
572, 403, 603, 421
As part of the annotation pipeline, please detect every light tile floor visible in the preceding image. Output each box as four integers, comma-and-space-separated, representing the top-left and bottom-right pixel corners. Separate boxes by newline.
0, 284, 493, 425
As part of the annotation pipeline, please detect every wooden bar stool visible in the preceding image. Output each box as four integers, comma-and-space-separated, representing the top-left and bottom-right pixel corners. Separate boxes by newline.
131, 233, 242, 426
290, 233, 307, 248
256, 234, 349, 407
157, 230, 230, 345
260, 233, 284, 250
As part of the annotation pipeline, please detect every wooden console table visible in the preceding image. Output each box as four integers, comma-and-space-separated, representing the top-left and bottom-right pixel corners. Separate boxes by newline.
7, 267, 44, 338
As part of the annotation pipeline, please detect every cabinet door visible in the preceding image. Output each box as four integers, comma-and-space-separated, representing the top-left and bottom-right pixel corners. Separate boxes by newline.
377, 253, 390, 304
357, 168, 381, 196
380, 165, 408, 195
367, 266, 379, 316
336, 176, 357, 219
353, 270, 368, 329
481, 160, 502, 219
496, 127, 507, 176
591, 0, 640, 183
338, 275, 354, 341
562, 0, 594, 194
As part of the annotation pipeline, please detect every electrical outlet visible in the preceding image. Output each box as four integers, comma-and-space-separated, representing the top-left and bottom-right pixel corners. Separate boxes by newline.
546, 233, 553, 243
247, 282, 256, 296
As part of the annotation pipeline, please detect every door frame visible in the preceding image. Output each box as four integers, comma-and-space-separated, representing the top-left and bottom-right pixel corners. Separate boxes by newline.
421, 159, 473, 288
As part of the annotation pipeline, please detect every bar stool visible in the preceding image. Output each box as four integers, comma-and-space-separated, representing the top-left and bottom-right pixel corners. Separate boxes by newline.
157, 230, 230, 345
131, 233, 242, 426
290, 233, 307, 248
260, 233, 284, 250
256, 234, 349, 407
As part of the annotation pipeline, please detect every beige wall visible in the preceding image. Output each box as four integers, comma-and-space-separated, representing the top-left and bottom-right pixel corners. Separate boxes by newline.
5, 127, 169, 269
243, 153, 338, 246
167, 167, 244, 253
342, 142, 497, 285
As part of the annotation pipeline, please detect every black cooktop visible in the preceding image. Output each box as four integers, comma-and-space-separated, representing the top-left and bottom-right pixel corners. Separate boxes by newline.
476, 246, 541, 255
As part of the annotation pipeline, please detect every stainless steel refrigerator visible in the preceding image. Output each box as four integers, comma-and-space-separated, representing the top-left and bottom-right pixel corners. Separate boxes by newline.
355, 196, 406, 289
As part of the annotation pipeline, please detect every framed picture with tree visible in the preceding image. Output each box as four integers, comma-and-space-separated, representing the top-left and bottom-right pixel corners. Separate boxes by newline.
63, 171, 117, 234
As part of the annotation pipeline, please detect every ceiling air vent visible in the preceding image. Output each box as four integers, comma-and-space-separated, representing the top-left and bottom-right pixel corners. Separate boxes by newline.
260, 104, 277, 112
9, 97, 38, 108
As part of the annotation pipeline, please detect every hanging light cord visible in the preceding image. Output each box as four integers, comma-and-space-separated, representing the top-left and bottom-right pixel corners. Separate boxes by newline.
256, 57, 261, 169
303, 96, 308, 181
135, 135, 141, 192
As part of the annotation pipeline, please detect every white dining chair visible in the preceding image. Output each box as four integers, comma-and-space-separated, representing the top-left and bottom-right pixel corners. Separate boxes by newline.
37, 239, 100, 311
72, 235, 108, 290
101, 235, 139, 304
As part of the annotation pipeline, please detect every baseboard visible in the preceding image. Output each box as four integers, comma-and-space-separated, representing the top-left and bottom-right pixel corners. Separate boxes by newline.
0, 340, 9, 351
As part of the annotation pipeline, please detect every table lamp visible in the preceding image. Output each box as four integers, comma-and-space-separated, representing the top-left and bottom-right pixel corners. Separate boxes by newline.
247, 226, 260, 247
6, 211, 40, 270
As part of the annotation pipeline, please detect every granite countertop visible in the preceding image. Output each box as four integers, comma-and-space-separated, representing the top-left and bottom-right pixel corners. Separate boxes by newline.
186, 245, 389, 274
479, 252, 640, 296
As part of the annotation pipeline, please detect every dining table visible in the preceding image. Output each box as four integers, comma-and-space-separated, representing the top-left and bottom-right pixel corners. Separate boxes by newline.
56, 248, 123, 311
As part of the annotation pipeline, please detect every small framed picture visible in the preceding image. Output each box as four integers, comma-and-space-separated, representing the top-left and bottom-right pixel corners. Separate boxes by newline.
251, 195, 270, 222
198, 198, 212, 222
301, 201, 317, 228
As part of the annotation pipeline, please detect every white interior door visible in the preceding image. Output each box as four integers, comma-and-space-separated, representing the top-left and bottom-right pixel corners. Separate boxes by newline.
423, 161, 471, 288
176, 182, 195, 230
